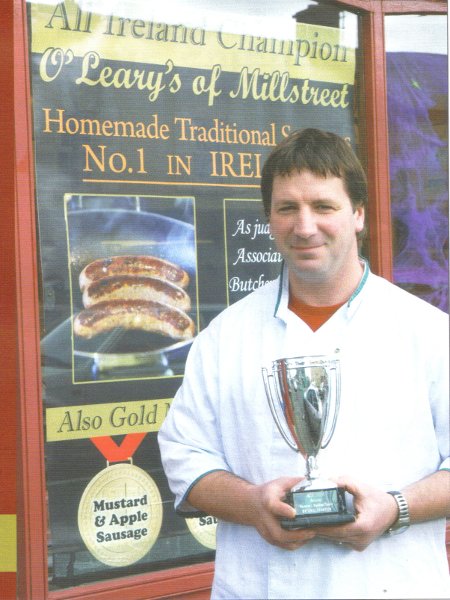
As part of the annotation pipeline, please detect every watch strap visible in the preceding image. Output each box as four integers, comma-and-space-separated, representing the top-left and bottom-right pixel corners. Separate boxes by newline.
385, 490, 410, 535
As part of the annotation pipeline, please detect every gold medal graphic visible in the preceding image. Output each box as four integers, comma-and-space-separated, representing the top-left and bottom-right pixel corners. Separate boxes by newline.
78, 462, 163, 567
186, 515, 217, 550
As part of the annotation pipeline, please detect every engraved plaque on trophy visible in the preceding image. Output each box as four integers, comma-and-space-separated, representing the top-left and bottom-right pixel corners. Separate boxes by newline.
262, 354, 354, 530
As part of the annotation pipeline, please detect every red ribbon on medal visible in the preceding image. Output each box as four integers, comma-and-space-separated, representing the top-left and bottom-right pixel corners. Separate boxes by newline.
91, 432, 147, 462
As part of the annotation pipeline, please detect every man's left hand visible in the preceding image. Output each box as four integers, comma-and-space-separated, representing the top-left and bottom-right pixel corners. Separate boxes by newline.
311, 476, 399, 551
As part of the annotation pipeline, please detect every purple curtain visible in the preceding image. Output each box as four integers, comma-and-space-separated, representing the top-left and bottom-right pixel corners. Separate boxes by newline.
386, 52, 448, 311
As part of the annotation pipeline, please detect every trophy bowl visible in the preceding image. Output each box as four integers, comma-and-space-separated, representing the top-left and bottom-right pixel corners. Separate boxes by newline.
262, 354, 354, 530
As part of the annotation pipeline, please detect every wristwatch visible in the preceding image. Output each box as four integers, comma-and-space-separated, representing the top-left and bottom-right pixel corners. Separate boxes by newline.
385, 490, 410, 535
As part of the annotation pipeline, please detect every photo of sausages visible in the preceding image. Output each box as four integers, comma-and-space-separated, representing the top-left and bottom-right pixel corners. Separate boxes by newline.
74, 253, 195, 343
79, 255, 190, 292
60, 199, 197, 378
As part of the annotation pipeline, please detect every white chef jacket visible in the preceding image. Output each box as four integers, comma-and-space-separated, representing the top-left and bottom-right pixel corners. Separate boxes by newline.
158, 263, 450, 599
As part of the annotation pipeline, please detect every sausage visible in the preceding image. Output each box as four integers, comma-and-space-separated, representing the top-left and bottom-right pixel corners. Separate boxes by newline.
79, 255, 190, 291
73, 299, 195, 340
82, 275, 191, 311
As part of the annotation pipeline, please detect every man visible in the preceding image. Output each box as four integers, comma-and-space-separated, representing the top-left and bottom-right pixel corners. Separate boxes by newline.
158, 129, 449, 599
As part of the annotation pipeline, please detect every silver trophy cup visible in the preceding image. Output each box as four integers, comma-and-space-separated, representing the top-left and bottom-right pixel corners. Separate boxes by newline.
262, 354, 354, 529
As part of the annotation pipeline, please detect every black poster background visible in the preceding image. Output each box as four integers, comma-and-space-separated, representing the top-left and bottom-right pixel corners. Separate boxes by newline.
28, 3, 355, 588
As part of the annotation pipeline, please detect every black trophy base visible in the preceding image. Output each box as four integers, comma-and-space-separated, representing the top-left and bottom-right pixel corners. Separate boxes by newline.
281, 486, 355, 530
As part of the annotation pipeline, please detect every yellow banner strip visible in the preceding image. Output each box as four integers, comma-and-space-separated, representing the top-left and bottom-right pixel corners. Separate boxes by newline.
0, 515, 16, 572
31, 1, 355, 85
46, 399, 172, 442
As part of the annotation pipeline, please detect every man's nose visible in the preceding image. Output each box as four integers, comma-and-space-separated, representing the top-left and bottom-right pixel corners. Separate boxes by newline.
292, 208, 317, 237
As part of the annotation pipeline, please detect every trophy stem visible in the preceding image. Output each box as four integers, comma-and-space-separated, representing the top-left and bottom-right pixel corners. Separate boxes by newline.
306, 456, 320, 481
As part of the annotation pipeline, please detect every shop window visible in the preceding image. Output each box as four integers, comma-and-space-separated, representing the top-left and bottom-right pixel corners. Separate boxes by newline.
386, 14, 448, 311
26, 0, 362, 591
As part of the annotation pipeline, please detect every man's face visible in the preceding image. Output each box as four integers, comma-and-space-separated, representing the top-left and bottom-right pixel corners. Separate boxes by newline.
269, 170, 365, 288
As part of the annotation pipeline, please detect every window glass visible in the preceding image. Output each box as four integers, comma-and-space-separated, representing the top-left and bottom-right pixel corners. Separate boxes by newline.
27, 0, 362, 590
386, 14, 448, 311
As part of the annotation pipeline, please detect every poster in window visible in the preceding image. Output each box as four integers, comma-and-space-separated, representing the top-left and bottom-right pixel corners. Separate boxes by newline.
28, 0, 356, 589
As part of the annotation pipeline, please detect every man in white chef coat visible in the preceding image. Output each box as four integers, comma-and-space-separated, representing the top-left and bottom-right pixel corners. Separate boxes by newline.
159, 128, 450, 599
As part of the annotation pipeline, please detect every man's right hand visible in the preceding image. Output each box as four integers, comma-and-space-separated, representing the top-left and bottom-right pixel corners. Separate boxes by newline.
248, 476, 316, 549
188, 471, 316, 550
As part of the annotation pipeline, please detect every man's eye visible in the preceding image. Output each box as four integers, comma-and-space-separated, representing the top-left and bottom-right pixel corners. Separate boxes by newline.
277, 205, 296, 213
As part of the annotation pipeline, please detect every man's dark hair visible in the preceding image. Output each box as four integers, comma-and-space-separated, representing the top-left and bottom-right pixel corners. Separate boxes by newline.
260, 128, 368, 218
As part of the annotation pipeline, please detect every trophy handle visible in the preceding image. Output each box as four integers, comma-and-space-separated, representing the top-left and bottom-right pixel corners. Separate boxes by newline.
321, 362, 341, 449
262, 367, 298, 451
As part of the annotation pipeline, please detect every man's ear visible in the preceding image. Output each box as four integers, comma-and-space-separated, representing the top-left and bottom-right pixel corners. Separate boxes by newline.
354, 206, 365, 233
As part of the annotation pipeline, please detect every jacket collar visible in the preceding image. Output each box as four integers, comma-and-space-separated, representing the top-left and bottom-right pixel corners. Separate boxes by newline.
274, 258, 370, 321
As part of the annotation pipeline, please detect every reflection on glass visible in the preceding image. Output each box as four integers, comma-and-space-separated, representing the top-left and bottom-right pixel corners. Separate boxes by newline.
75, 0, 358, 46
386, 15, 448, 311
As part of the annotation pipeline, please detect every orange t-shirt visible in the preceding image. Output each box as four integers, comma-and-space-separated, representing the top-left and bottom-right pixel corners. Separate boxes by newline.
288, 295, 345, 332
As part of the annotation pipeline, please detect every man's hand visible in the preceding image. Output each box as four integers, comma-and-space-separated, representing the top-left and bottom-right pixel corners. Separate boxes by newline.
248, 476, 317, 550
312, 476, 399, 551
188, 471, 316, 550
312, 470, 450, 551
